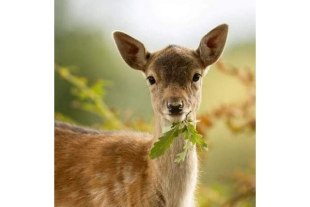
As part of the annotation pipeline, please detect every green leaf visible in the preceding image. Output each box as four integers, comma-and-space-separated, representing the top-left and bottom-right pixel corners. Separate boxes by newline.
175, 150, 187, 163
149, 123, 182, 159
186, 122, 208, 151
175, 141, 194, 163
149, 118, 207, 163
175, 122, 207, 163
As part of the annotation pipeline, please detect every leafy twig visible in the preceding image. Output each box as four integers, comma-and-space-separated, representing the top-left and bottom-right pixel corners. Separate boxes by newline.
55, 64, 125, 129
149, 115, 207, 163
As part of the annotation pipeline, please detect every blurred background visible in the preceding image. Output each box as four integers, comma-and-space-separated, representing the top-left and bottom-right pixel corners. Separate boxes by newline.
55, 0, 255, 206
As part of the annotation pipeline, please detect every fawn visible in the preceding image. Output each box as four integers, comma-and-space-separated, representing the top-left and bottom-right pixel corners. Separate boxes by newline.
55, 24, 228, 207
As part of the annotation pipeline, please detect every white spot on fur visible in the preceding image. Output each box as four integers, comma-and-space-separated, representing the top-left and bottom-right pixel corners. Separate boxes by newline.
95, 172, 109, 180
112, 181, 126, 198
123, 165, 137, 184
90, 188, 108, 207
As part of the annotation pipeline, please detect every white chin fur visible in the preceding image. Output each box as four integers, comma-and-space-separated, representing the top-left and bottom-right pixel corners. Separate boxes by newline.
165, 114, 186, 123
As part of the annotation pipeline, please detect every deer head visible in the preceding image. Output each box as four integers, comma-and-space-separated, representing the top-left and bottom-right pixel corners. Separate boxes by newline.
113, 24, 228, 124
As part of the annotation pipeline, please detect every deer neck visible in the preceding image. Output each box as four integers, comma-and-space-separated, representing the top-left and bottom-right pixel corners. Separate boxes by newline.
153, 114, 198, 207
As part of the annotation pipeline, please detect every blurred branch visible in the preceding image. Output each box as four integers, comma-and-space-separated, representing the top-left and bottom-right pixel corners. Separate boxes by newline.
197, 61, 256, 135
222, 187, 255, 207
55, 64, 125, 129
216, 62, 255, 87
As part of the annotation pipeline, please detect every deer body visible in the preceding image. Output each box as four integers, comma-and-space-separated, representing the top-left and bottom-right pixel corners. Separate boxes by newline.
55, 24, 228, 207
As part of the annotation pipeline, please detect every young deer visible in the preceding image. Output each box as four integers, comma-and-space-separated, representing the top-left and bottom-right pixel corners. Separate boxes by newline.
55, 24, 228, 207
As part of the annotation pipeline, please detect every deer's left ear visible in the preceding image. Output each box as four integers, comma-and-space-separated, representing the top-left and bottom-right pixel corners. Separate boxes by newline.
197, 24, 229, 68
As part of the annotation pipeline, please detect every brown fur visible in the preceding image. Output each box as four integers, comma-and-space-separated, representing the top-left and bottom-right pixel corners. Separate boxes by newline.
55, 123, 161, 207
55, 24, 228, 207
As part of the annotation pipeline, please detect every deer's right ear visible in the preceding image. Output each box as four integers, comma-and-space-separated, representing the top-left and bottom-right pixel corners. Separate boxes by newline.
113, 31, 150, 71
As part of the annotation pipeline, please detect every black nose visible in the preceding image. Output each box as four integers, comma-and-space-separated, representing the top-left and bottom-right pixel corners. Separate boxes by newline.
167, 99, 183, 115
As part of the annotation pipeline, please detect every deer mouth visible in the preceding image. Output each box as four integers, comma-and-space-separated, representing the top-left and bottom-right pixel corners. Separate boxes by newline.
164, 112, 187, 123
169, 112, 184, 117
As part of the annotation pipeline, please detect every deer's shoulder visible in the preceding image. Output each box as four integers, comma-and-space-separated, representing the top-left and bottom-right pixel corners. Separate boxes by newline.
55, 122, 156, 206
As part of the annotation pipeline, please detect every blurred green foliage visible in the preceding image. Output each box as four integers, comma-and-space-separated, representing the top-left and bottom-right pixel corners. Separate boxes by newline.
56, 65, 122, 129
55, 65, 153, 132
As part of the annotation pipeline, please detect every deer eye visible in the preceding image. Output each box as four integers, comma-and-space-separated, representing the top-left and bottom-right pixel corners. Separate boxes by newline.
147, 76, 156, 85
192, 73, 201, 82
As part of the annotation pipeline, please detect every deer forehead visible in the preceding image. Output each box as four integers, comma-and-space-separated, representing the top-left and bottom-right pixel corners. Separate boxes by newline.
146, 46, 203, 85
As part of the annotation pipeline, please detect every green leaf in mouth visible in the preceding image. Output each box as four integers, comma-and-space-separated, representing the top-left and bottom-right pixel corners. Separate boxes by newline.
149, 116, 208, 163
